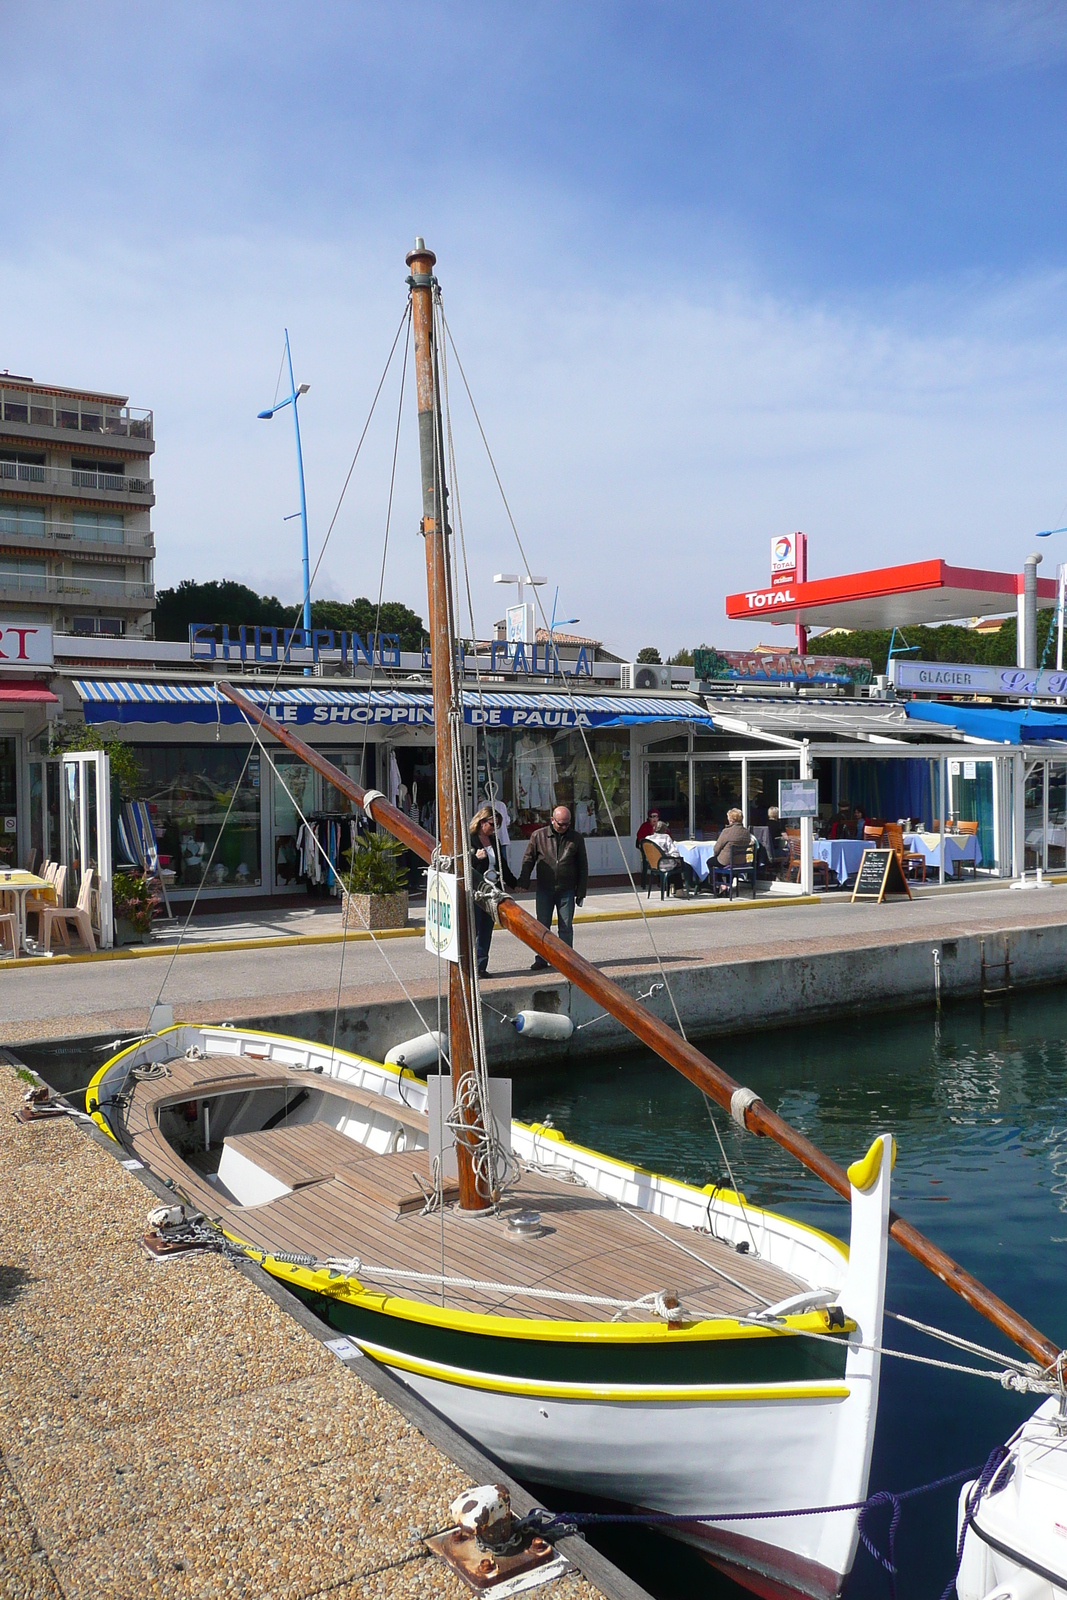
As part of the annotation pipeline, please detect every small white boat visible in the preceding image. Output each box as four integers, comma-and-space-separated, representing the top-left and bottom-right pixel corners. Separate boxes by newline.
958, 1397, 1067, 1600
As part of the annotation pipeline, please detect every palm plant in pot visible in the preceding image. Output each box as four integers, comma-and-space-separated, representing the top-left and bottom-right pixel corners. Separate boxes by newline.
338, 831, 409, 931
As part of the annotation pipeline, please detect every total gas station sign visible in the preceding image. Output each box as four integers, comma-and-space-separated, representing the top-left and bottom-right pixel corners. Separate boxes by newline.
770, 531, 806, 588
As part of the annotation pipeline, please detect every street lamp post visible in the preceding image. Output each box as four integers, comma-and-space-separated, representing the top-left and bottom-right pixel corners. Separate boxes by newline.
259, 330, 312, 672
1035, 526, 1067, 673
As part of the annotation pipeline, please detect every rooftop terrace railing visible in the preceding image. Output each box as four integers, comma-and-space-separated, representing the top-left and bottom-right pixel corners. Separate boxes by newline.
0, 461, 153, 496
0, 390, 152, 440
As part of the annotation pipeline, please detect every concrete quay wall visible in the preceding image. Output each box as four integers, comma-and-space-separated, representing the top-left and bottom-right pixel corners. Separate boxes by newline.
249, 920, 1067, 1070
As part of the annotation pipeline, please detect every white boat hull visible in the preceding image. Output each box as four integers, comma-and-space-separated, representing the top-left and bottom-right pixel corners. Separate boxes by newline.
958, 1398, 1067, 1600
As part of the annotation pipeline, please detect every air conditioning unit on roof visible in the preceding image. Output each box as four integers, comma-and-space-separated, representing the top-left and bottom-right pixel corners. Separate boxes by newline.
621, 662, 672, 691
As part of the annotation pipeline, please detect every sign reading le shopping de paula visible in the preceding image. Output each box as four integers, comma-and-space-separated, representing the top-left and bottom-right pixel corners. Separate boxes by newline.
188, 623, 593, 677
693, 647, 872, 687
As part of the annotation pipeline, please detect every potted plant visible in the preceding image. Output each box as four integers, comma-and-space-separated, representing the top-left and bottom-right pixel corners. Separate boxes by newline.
112, 871, 154, 946
338, 831, 409, 931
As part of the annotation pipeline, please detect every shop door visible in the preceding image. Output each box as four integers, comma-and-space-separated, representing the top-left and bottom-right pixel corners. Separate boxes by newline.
60, 750, 113, 947
28, 757, 61, 871
271, 753, 318, 891
0, 738, 19, 869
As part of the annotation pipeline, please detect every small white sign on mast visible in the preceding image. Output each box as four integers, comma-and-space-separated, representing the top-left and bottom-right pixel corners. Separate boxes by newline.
425, 869, 460, 963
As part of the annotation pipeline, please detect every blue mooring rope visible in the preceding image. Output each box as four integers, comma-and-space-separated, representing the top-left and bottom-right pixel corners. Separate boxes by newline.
524, 1445, 1010, 1600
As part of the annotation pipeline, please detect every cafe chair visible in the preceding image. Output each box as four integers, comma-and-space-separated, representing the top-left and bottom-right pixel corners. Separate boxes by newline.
785, 833, 832, 890
954, 819, 979, 879
39, 869, 96, 954
883, 821, 926, 883
25, 865, 64, 939
863, 824, 885, 844
641, 839, 688, 901
712, 842, 757, 901
0, 908, 18, 957
23, 848, 38, 876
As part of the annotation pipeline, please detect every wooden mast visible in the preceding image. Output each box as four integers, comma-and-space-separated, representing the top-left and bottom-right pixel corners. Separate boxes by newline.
406, 237, 489, 1212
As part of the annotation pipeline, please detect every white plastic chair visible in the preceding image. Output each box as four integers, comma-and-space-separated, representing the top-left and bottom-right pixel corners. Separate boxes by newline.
40, 869, 96, 954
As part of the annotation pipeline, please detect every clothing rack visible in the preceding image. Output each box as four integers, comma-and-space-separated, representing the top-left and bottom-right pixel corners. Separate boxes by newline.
296, 811, 362, 896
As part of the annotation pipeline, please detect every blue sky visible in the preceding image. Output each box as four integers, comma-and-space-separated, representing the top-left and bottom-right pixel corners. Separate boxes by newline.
5, 2, 1067, 653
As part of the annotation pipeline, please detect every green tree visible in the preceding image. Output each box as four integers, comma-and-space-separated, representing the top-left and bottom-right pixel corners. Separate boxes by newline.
154, 580, 289, 640
812, 615, 1059, 675
153, 581, 427, 651
310, 598, 427, 651
636, 646, 662, 663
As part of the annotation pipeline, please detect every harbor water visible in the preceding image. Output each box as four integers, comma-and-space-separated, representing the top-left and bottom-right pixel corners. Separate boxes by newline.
511, 993, 1067, 1598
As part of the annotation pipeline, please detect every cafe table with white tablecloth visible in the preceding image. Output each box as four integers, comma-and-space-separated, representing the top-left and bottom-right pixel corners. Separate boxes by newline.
673, 840, 719, 882
904, 831, 982, 874
812, 838, 869, 884
0, 871, 57, 954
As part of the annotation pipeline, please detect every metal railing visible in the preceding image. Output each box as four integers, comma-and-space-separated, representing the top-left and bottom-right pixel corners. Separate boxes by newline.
0, 390, 152, 440
0, 461, 153, 496
0, 571, 153, 602
0, 516, 152, 548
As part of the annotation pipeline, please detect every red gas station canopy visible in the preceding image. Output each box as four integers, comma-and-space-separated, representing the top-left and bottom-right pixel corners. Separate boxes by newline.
725, 560, 1058, 630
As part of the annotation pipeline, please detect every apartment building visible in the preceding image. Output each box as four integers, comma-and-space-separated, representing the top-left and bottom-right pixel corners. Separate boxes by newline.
0, 372, 155, 638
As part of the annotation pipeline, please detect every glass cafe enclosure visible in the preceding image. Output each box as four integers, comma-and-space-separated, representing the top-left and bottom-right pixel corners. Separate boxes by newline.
27, 749, 113, 946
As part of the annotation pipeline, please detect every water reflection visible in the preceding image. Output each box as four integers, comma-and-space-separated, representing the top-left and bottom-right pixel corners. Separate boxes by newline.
512, 994, 1067, 1600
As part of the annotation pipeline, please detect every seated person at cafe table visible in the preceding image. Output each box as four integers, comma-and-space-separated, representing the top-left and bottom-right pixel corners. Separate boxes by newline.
647, 821, 700, 890
636, 808, 661, 886
828, 802, 852, 839
712, 809, 756, 882
766, 806, 790, 870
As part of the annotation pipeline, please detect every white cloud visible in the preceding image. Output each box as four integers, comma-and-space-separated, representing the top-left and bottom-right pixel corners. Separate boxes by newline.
5, 212, 1067, 660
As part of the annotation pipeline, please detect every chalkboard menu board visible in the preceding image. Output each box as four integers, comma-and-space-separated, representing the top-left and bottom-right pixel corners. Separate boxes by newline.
851, 848, 912, 903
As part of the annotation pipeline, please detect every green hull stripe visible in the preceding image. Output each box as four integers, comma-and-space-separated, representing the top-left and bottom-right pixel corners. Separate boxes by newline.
295, 1291, 848, 1384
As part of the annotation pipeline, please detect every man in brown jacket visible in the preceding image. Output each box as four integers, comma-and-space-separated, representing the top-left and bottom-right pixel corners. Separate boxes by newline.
518, 805, 588, 969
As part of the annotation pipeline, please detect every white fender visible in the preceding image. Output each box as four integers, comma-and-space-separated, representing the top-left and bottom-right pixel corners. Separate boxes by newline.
384, 1031, 445, 1070
512, 1011, 574, 1041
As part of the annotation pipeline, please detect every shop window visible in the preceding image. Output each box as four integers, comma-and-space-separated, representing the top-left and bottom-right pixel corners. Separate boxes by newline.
744, 761, 801, 825
475, 728, 630, 839
648, 759, 689, 832
131, 745, 262, 890
693, 761, 741, 835
1050, 762, 1067, 870
644, 735, 688, 754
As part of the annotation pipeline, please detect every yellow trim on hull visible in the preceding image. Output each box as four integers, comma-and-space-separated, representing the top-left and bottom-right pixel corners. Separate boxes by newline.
356, 1340, 851, 1403
235, 1242, 854, 1345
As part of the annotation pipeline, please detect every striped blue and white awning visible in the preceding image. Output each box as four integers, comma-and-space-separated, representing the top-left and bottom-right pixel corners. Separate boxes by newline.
74, 680, 715, 730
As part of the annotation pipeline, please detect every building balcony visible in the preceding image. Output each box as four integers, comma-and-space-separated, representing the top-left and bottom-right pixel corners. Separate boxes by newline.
0, 517, 153, 551
0, 572, 155, 608
0, 388, 152, 445
0, 461, 154, 503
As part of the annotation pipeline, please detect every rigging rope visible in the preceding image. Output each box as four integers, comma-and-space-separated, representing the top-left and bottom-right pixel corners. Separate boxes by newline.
437, 304, 759, 1246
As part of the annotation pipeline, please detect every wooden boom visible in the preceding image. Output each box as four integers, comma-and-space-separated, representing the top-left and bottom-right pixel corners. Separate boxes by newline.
218, 680, 1061, 1368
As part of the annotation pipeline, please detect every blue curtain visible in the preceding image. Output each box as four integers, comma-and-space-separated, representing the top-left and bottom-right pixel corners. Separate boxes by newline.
838, 758, 933, 825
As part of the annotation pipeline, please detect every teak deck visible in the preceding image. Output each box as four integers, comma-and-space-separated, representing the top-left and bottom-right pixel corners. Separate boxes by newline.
124, 1052, 804, 1324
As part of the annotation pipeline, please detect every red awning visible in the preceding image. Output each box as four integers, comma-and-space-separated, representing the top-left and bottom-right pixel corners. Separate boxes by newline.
0, 679, 58, 703
725, 559, 1059, 629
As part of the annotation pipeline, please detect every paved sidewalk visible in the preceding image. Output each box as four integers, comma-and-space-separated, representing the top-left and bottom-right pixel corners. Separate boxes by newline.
4, 877, 1067, 1046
